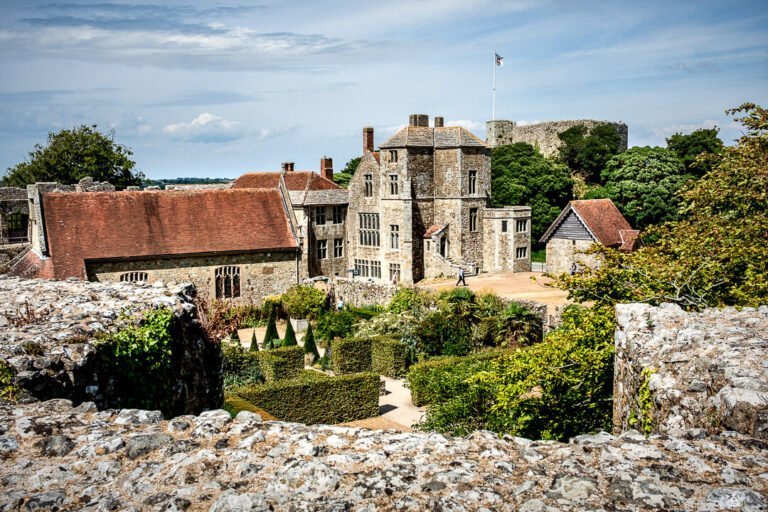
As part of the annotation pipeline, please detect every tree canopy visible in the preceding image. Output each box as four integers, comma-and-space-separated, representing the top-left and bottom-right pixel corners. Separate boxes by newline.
666, 127, 724, 177
557, 124, 623, 183
332, 156, 361, 189
491, 143, 573, 243
2, 125, 143, 189
588, 146, 689, 229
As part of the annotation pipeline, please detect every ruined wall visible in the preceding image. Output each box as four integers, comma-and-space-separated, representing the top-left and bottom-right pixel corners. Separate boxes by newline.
0, 187, 29, 245
87, 251, 298, 302
332, 276, 397, 307
546, 238, 602, 275
0, 276, 222, 415
614, 303, 768, 439
487, 119, 629, 157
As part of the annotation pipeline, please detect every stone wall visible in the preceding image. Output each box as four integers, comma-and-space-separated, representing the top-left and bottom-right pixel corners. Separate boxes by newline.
546, 238, 601, 275
0, 276, 222, 415
487, 119, 629, 157
0, 187, 29, 245
482, 207, 532, 273
1, 399, 765, 511
87, 251, 298, 302
614, 303, 768, 439
332, 276, 397, 307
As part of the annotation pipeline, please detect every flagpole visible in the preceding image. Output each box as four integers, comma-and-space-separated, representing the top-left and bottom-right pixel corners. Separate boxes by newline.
492, 50, 496, 121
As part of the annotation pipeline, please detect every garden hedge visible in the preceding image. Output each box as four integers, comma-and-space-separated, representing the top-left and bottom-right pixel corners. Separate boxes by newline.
371, 337, 408, 378
234, 371, 380, 424
406, 349, 510, 406
259, 345, 304, 382
331, 337, 372, 374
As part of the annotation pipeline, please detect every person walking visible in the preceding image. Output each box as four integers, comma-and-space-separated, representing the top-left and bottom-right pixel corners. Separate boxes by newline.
456, 267, 467, 287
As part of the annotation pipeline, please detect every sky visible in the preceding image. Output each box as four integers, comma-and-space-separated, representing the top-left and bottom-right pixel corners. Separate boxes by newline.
0, 0, 766, 179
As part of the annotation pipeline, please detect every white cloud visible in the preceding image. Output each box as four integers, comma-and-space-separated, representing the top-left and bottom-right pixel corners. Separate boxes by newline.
257, 124, 300, 142
163, 113, 243, 143
653, 119, 720, 137
446, 119, 482, 130
110, 113, 151, 137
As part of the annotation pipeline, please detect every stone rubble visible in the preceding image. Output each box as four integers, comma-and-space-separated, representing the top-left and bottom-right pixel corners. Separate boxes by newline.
0, 399, 766, 511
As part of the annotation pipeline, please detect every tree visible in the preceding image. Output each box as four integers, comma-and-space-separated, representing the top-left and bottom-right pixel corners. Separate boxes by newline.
248, 331, 259, 352
491, 143, 574, 243
666, 127, 724, 177
332, 157, 361, 189
262, 310, 280, 350
558, 124, 623, 183
595, 146, 689, 229
283, 318, 298, 346
302, 323, 320, 359
2, 125, 143, 189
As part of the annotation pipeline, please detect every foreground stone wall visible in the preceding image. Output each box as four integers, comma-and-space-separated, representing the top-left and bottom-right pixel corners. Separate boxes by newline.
0, 276, 222, 415
333, 277, 397, 307
487, 119, 629, 157
614, 303, 768, 438
0, 399, 766, 511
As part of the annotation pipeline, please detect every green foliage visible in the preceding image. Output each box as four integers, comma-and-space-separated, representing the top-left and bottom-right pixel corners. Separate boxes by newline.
2, 124, 143, 189
531, 248, 546, 263
0, 359, 18, 402
666, 127, 724, 177
599, 146, 689, 229
557, 124, 624, 183
233, 371, 380, 424
95, 308, 175, 414
262, 310, 279, 350
630, 367, 656, 436
331, 338, 373, 374
406, 349, 510, 407
222, 342, 263, 389
281, 285, 326, 319
332, 157, 362, 189
417, 306, 615, 440
388, 287, 433, 314
315, 309, 358, 343
248, 331, 259, 352
302, 323, 320, 359
259, 345, 305, 382
491, 143, 574, 242
555, 104, 768, 309
414, 310, 471, 356
493, 303, 544, 348
223, 394, 276, 420
371, 337, 409, 378
283, 319, 297, 346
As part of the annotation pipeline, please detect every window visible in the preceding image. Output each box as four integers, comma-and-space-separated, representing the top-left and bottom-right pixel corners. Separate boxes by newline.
469, 208, 478, 232
389, 174, 399, 195
333, 205, 345, 224
120, 272, 148, 283
215, 266, 241, 298
315, 207, 326, 225
317, 240, 328, 260
501, 220, 508, 233
516, 219, 528, 233
468, 170, 477, 195
389, 150, 398, 163
390, 224, 399, 249
371, 261, 382, 278
389, 263, 401, 283
354, 259, 381, 279
358, 213, 380, 247
334, 238, 343, 258
7, 212, 24, 230
364, 174, 373, 197
516, 247, 528, 259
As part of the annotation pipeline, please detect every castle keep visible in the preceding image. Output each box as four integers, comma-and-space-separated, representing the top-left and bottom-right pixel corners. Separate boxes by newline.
486, 119, 628, 157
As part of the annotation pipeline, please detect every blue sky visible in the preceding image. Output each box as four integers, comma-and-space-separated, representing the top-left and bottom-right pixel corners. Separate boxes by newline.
0, 0, 766, 179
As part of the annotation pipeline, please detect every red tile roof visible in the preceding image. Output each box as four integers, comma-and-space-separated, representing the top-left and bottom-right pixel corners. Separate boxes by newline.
423, 224, 446, 239
570, 199, 634, 247
618, 229, 640, 252
232, 171, 341, 191
38, 189, 297, 280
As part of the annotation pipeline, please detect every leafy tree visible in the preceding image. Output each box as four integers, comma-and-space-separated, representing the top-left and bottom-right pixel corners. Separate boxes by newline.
557, 124, 623, 183
555, 103, 768, 309
596, 146, 689, 229
283, 319, 298, 346
302, 323, 320, 359
666, 127, 724, 177
332, 157, 362, 189
491, 143, 574, 243
2, 125, 143, 189
262, 310, 280, 350
248, 330, 259, 352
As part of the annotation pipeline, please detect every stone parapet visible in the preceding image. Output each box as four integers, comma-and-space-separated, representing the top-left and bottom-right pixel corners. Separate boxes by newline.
487, 119, 629, 157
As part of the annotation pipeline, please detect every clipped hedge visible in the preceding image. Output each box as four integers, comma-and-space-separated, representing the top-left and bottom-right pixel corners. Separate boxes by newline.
222, 342, 263, 389
406, 349, 510, 406
234, 371, 380, 424
260, 345, 304, 382
371, 337, 408, 378
331, 338, 372, 374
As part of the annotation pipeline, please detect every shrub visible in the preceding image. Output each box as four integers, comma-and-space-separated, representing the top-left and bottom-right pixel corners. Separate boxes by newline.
248, 331, 259, 352
371, 337, 408, 378
413, 310, 471, 357
263, 310, 279, 350
260, 345, 304, 382
0, 358, 18, 402
347, 304, 384, 320
388, 287, 432, 314
234, 371, 380, 424
331, 338, 373, 374
315, 309, 358, 343
223, 394, 277, 420
302, 323, 320, 359
283, 319, 298, 346
281, 285, 326, 319
406, 349, 509, 406
494, 303, 543, 347
222, 342, 263, 389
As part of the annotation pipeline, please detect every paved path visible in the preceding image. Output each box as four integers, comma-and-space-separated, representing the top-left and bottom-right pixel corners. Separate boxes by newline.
378, 377, 425, 429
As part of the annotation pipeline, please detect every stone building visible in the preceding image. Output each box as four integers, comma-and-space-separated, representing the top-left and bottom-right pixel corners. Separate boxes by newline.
0, 187, 29, 245
539, 198, 638, 274
486, 119, 628, 157
346, 114, 531, 284
231, 160, 349, 280
11, 182, 301, 301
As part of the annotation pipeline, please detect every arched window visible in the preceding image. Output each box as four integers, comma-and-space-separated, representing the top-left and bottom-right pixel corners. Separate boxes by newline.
215, 266, 241, 298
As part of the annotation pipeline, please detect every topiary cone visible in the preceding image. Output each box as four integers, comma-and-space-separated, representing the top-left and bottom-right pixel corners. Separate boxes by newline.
283, 318, 298, 346
248, 330, 259, 352
263, 310, 279, 350
302, 323, 320, 359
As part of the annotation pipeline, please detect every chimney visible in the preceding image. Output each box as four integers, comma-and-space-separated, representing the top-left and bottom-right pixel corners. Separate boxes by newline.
281, 162, 295, 172
434, 116, 444, 128
363, 127, 374, 155
320, 156, 333, 181
408, 114, 429, 127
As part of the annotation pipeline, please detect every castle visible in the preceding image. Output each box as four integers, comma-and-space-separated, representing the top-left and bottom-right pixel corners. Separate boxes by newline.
486, 119, 628, 156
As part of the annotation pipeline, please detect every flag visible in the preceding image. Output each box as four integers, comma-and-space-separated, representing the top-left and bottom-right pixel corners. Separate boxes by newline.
495, 53, 504, 66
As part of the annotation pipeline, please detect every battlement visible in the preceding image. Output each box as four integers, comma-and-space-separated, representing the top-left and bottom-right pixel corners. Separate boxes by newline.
487, 119, 628, 157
